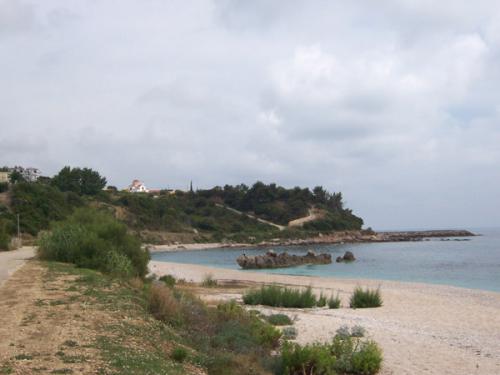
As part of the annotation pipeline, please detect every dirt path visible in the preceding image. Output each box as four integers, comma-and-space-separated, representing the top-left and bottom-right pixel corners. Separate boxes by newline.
288, 208, 324, 227
215, 203, 286, 230
0, 247, 35, 287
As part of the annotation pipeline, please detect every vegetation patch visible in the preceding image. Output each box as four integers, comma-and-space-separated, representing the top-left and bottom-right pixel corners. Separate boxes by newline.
266, 314, 293, 326
243, 285, 318, 308
350, 287, 383, 309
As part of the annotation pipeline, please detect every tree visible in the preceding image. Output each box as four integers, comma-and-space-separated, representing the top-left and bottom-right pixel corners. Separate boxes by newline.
9, 170, 25, 184
52, 166, 107, 196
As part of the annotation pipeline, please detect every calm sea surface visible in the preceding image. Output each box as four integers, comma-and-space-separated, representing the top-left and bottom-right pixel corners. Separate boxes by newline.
151, 228, 500, 292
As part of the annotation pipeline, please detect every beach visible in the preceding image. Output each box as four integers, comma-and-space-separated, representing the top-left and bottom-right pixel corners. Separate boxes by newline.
150, 260, 500, 375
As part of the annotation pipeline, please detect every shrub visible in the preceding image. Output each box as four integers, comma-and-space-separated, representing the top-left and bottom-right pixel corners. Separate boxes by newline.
243, 285, 317, 308
159, 274, 176, 288
0, 222, 10, 251
335, 325, 351, 338
266, 314, 292, 326
0, 182, 8, 193
350, 287, 382, 309
148, 283, 181, 324
278, 335, 383, 375
38, 208, 150, 278
171, 347, 188, 362
328, 293, 341, 309
282, 326, 298, 340
351, 325, 366, 338
332, 336, 382, 375
280, 342, 337, 375
201, 273, 218, 287
317, 292, 327, 307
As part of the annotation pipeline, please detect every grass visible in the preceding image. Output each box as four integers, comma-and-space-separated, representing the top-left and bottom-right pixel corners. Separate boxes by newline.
328, 293, 341, 309
266, 314, 293, 326
171, 347, 188, 362
201, 273, 218, 287
243, 285, 317, 308
159, 274, 176, 288
350, 287, 383, 308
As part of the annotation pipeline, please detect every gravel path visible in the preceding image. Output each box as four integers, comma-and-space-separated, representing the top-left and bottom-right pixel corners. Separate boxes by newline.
0, 247, 35, 287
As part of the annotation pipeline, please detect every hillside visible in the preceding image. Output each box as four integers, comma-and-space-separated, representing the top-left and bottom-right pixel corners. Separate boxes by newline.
0, 170, 364, 249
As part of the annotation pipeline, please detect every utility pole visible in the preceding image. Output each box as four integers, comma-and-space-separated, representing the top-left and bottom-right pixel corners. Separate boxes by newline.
17, 214, 21, 246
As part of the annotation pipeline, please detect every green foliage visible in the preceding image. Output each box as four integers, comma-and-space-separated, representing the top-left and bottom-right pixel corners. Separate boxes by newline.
10, 182, 83, 235
331, 336, 382, 374
243, 285, 317, 308
317, 292, 327, 307
279, 335, 383, 375
350, 287, 383, 309
51, 166, 107, 196
171, 347, 188, 362
280, 342, 337, 375
197, 182, 363, 230
9, 170, 25, 184
38, 208, 150, 278
0, 219, 11, 251
159, 274, 176, 288
266, 313, 292, 326
0, 182, 8, 193
328, 293, 341, 309
282, 326, 298, 340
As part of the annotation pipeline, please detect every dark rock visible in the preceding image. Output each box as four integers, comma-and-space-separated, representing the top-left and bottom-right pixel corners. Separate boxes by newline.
336, 251, 356, 262
237, 250, 331, 269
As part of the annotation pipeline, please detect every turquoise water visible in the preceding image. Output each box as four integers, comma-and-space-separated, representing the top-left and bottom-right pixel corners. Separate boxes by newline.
151, 228, 500, 292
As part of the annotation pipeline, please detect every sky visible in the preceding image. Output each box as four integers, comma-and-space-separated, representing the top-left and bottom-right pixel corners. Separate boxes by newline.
1, 0, 500, 230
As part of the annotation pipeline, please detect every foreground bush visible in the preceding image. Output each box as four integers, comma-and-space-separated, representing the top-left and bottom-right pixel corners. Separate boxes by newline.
280, 335, 382, 375
38, 208, 150, 277
243, 285, 317, 308
266, 313, 293, 326
148, 283, 181, 324
350, 287, 383, 308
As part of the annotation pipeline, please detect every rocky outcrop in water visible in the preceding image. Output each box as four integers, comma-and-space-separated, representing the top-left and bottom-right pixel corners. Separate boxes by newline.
336, 251, 356, 262
236, 250, 332, 269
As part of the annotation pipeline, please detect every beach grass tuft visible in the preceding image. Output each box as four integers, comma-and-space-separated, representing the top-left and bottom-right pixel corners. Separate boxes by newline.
350, 287, 383, 308
243, 285, 318, 308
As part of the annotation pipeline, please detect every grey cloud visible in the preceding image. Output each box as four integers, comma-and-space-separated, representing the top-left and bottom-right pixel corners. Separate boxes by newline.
1, 0, 500, 229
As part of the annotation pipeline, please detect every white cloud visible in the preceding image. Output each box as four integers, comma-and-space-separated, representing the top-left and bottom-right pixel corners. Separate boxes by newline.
1, 0, 500, 229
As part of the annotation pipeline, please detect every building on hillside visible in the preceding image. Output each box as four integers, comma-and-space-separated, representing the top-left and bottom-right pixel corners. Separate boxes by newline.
128, 179, 149, 193
0, 171, 9, 183
11, 166, 41, 182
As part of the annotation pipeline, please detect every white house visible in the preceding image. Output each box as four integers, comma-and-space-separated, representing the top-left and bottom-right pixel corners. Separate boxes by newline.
128, 179, 149, 193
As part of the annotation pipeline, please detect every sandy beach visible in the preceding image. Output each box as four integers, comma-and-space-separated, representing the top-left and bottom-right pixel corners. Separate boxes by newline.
150, 260, 500, 375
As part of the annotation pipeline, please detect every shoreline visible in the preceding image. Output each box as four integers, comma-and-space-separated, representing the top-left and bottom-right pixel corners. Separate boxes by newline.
148, 229, 476, 253
149, 260, 500, 375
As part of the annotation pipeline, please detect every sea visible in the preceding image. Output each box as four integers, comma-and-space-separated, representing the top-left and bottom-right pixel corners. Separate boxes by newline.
151, 228, 500, 292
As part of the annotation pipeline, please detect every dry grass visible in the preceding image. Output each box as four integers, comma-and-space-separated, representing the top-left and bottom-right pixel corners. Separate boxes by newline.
148, 283, 181, 323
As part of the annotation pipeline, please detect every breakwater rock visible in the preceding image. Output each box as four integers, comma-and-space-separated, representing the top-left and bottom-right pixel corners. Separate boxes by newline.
336, 251, 356, 262
237, 250, 332, 269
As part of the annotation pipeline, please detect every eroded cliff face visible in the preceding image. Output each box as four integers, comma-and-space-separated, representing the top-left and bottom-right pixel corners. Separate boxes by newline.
236, 250, 332, 269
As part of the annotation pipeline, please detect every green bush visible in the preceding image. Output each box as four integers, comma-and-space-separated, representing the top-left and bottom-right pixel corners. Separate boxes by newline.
317, 292, 327, 307
332, 336, 382, 374
243, 285, 317, 308
266, 313, 292, 326
171, 347, 188, 362
282, 326, 298, 340
38, 208, 150, 278
0, 223, 10, 251
350, 287, 382, 309
280, 342, 337, 375
279, 335, 383, 375
328, 293, 341, 309
0, 182, 8, 193
159, 274, 176, 288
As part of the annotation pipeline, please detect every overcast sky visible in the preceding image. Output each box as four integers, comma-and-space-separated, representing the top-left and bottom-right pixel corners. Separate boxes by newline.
1, 0, 500, 230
